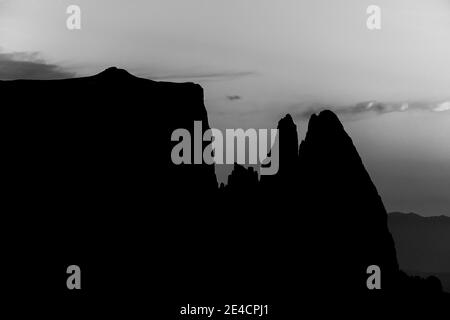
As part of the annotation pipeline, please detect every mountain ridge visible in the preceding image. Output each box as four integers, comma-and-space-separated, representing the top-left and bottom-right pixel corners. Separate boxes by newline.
2, 67, 448, 314
390, 211, 450, 220
388, 211, 450, 273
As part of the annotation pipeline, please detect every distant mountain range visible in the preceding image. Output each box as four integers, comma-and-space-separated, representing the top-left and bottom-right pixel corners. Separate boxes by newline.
388, 212, 450, 292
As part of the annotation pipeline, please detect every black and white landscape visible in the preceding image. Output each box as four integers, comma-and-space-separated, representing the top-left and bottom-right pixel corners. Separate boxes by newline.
1, 0, 449, 317
2, 69, 449, 317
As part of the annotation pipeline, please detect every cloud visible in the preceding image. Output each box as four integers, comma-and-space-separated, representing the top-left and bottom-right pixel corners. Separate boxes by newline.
434, 101, 450, 112
293, 100, 450, 120
226, 95, 241, 101
146, 71, 257, 82
0, 51, 75, 80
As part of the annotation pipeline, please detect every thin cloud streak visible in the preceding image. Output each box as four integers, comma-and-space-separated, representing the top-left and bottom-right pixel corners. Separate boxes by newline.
292, 100, 450, 120
143, 71, 257, 82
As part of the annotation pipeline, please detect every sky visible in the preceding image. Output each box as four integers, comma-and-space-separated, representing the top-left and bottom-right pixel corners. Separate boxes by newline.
1, 0, 449, 216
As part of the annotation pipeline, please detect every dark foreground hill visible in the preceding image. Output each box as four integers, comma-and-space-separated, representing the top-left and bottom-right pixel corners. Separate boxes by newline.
2, 68, 448, 316
388, 212, 450, 292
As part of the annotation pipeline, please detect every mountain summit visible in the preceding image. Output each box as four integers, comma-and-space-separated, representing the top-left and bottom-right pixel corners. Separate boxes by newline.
95, 66, 136, 79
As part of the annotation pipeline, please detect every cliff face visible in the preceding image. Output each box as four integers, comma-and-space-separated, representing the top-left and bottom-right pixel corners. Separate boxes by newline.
2, 67, 217, 297
2, 66, 217, 205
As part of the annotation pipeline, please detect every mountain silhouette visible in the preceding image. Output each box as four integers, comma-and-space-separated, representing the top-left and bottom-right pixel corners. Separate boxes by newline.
2, 67, 448, 316
388, 212, 450, 292
2, 66, 218, 311
389, 212, 450, 273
